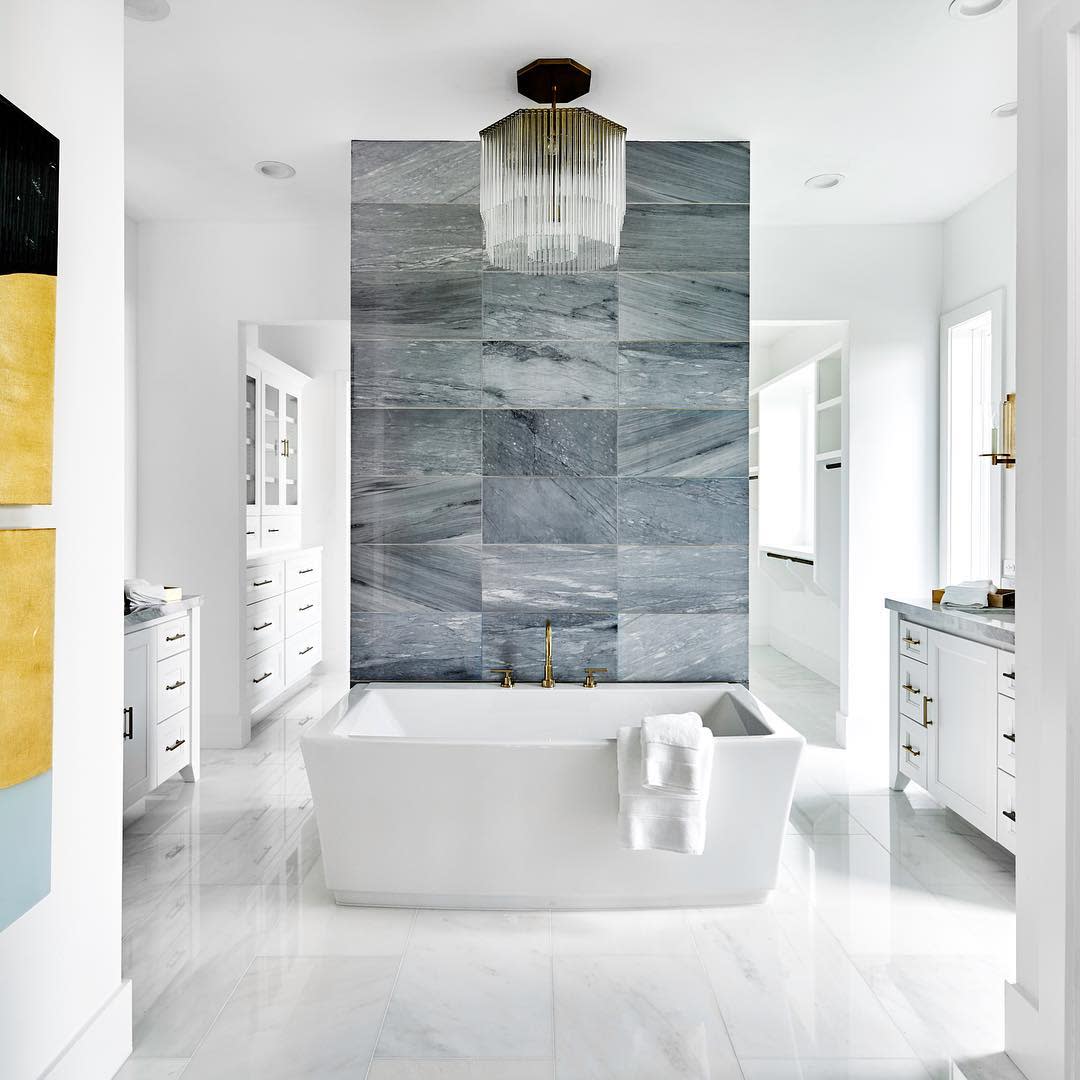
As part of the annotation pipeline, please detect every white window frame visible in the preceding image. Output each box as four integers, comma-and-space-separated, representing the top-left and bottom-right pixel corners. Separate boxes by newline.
939, 288, 1005, 585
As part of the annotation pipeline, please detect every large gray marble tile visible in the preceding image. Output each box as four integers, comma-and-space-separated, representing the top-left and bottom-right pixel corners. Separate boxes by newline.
352, 203, 483, 271
619, 204, 749, 272
618, 545, 748, 613
618, 341, 748, 408
353, 408, 481, 476
625, 141, 750, 204
351, 478, 481, 544
618, 409, 748, 477
352, 340, 482, 408
482, 546, 617, 611
617, 613, 748, 681
482, 477, 617, 544
352, 545, 482, 612
351, 141, 479, 204
482, 273, 617, 340
482, 340, 617, 408
482, 612, 618, 684
483, 409, 617, 476
618, 478, 748, 544
618, 272, 749, 341
350, 613, 482, 680
352, 271, 481, 339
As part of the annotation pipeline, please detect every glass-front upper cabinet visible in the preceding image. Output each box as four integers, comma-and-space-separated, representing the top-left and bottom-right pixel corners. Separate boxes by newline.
284, 391, 299, 508
245, 373, 257, 509
263, 379, 283, 510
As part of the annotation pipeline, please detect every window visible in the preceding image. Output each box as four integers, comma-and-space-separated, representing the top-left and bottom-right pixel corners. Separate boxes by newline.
940, 291, 1004, 584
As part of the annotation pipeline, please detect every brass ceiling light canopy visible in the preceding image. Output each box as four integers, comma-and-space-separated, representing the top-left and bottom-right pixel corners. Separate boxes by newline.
480, 58, 626, 274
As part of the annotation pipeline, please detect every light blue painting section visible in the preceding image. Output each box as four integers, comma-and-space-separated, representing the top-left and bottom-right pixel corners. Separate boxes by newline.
0, 769, 51, 931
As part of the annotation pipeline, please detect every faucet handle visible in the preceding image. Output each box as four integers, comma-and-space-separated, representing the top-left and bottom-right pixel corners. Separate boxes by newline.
582, 667, 608, 689
489, 667, 515, 688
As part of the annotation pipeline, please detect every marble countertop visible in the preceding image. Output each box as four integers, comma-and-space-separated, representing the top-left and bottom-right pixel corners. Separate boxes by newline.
124, 594, 203, 632
885, 596, 1015, 650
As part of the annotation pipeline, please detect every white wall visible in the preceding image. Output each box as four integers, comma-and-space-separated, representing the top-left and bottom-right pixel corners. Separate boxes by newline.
136, 221, 347, 748
257, 322, 350, 686
942, 172, 1017, 569
125, 219, 139, 580
752, 225, 943, 766
0, 2, 130, 1078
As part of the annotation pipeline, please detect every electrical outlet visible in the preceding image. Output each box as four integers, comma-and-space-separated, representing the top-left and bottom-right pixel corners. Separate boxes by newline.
1003, 558, 1016, 580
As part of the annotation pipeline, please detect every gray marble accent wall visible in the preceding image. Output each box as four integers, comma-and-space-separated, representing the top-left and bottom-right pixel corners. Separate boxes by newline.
352, 140, 749, 683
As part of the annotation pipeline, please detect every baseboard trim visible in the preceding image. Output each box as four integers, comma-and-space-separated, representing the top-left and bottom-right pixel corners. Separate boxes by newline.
1005, 979, 1048, 1079
835, 709, 848, 748
41, 979, 131, 1080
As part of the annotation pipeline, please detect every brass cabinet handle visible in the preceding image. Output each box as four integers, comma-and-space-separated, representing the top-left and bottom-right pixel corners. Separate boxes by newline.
253, 621, 273, 631
901, 682, 921, 696
903, 635, 921, 647
1003, 809, 1016, 822
922, 696, 933, 726
165, 679, 186, 691
299, 645, 314, 656
123, 706, 134, 740
165, 738, 186, 752
253, 578, 273, 587
902, 743, 921, 757
298, 567, 315, 575
1002, 732, 1016, 743
299, 603, 314, 612
165, 631, 186, 642
252, 671, 273, 684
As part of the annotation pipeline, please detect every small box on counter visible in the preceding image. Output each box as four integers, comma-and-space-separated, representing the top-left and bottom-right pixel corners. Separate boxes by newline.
931, 587, 1015, 609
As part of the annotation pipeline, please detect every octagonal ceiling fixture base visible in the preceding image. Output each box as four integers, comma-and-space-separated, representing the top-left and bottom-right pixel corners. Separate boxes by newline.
516, 58, 592, 104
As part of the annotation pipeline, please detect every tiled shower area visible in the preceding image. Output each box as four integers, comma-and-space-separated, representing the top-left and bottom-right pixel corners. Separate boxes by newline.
350, 141, 751, 682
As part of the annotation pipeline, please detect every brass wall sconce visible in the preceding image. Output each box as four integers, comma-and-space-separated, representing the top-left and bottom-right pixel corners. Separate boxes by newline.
980, 392, 1016, 468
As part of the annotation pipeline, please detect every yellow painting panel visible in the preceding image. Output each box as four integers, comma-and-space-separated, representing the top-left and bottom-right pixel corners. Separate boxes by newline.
0, 529, 54, 788
0, 273, 56, 505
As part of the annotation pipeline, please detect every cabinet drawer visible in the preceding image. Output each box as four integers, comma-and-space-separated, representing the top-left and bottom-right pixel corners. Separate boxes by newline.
998, 650, 1016, 698
285, 551, 321, 592
285, 583, 321, 636
898, 715, 928, 786
245, 595, 284, 658
155, 707, 191, 783
245, 522, 259, 558
898, 655, 928, 723
156, 651, 191, 721
261, 516, 300, 551
156, 615, 191, 661
285, 625, 322, 685
246, 561, 284, 603
997, 769, 1016, 854
998, 694, 1016, 777
246, 642, 285, 708
899, 620, 927, 661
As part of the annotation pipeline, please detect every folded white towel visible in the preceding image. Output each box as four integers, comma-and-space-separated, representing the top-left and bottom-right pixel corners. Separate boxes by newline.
641, 712, 710, 796
125, 578, 167, 610
941, 579, 994, 610
617, 725, 714, 855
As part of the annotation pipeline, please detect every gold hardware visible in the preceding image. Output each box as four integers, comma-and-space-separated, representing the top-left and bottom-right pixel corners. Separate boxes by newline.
489, 667, 515, 688
541, 621, 555, 688
903, 635, 921, 648
901, 682, 921, 696
902, 743, 921, 757
165, 679, 186, 691
253, 671, 273, 684
979, 392, 1017, 468
299, 645, 314, 656
165, 738, 186, 752
582, 667, 608, 688
922, 695, 933, 726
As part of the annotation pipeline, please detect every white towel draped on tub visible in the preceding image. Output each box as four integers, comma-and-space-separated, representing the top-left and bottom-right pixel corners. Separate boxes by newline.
617, 725, 715, 855
641, 711, 712, 796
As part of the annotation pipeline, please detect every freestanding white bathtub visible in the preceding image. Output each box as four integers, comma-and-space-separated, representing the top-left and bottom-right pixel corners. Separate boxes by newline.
302, 682, 803, 910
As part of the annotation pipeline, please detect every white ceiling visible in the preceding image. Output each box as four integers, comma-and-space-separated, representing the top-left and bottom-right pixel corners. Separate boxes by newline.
125, 0, 1017, 225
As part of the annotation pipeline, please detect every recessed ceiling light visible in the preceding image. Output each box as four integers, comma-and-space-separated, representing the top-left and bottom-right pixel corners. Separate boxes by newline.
947, 0, 1010, 18
124, 0, 171, 21
255, 161, 296, 180
804, 174, 845, 190
991, 101, 1018, 119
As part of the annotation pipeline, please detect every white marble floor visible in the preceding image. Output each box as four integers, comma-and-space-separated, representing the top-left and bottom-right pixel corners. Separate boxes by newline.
117, 659, 1017, 1080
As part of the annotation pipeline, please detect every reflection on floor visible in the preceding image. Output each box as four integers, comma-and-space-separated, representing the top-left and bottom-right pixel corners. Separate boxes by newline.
117, 664, 1017, 1080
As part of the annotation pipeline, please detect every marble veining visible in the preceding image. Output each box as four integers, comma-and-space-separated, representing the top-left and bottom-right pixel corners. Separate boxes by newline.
351, 545, 482, 612
482, 340, 618, 408
482, 477, 617, 544
482, 545, 618, 611
351, 478, 481, 545
353, 409, 481, 476
619, 204, 750, 272
482, 273, 618, 340
625, 141, 750, 204
885, 598, 1015, 650
352, 272, 481, 339
618, 409, 749, 477
124, 594, 203, 630
618, 272, 749, 342
483, 409, 617, 477
618, 613, 748, 681
351, 340, 482, 408
618, 341, 748, 408
351, 204, 483, 271
351, 613, 482, 681
351, 141, 480, 204
481, 612, 618, 683
618, 478, 749, 544
618, 545, 749, 613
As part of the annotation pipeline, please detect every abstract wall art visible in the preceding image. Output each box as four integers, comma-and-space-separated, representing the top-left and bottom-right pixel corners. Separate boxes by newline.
0, 92, 59, 506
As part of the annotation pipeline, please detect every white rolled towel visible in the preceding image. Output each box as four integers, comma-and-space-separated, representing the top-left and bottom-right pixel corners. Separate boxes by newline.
641, 711, 712, 796
617, 726, 714, 855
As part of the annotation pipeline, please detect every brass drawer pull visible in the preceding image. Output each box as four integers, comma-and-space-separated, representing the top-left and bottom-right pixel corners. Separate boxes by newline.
299, 645, 314, 656
253, 578, 273, 587
922, 696, 933, 726
901, 683, 921, 696
902, 743, 921, 757
165, 631, 186, 642
165, 679, 186, 691
1002, 732, 1016, 743
253, 621, 273, 631
903, 635, 921, 647
1002, 809, 1016, 822
252, 671, 273, 684
298, 567, 315, 575
165, 738, 186, 753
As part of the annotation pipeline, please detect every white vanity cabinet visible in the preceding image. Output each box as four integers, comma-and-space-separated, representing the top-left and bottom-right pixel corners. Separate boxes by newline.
888, 600, 1016, 852
123, 599, 202, 813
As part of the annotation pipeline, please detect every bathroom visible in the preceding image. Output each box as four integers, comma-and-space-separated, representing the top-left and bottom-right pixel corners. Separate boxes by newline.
0, 1, 1074, 1078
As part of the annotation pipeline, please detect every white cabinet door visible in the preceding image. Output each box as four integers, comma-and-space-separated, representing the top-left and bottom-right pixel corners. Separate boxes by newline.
926, 629, 999, 835
123, 629, 154, 804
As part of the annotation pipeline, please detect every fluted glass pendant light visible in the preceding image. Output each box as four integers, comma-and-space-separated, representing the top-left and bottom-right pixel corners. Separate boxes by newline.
480, 58, 626, 274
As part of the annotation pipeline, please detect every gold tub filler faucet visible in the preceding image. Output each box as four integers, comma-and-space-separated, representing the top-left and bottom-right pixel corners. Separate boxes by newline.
541, 619, 555, 688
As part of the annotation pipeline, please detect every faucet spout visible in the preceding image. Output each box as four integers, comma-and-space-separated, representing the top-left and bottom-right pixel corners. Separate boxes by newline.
541, 619, 555, 688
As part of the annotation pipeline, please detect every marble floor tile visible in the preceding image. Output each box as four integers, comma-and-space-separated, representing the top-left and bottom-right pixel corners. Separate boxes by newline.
739, 1062, 931, 1080
553, 954, 742, 1079
550, 908, 696, 956
123, 832, 221, 907
182, 956, 399, 1079
112, 1058, 190, 1080
951, 1053, 1028, 1080
370, 1063, 554, 1080
376, 910, 553, 1059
